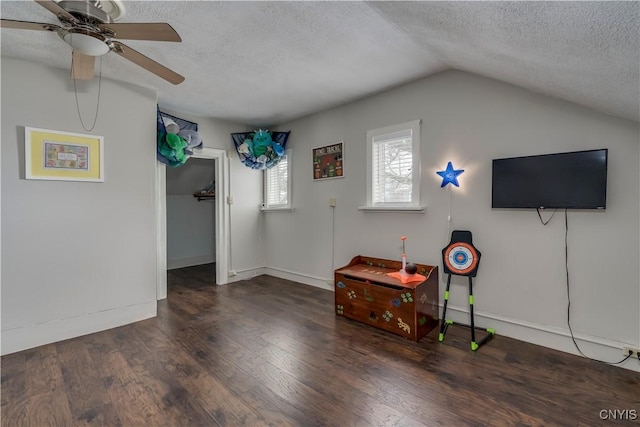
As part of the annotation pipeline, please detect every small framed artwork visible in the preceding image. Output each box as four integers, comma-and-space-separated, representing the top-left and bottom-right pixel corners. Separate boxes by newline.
25, 127, 104, 182
313, 141, 344, 180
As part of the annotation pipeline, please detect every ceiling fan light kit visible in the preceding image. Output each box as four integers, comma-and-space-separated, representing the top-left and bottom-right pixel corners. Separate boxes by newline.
1, 0, 184, 84
63, 32, 110, 56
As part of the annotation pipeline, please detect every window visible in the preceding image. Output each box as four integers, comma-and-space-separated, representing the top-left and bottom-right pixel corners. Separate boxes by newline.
263, 149, 292, 210
362, 120, 423, 211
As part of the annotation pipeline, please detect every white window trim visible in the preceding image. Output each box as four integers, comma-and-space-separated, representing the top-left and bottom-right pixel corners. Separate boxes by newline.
357, 205, 425, 213
360, 119, 425, 213
261, 207, 295, 212
261, 149, 293, 212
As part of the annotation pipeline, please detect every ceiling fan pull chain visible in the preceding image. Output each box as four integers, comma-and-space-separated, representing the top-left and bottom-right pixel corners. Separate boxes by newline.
73, 54, 102, 132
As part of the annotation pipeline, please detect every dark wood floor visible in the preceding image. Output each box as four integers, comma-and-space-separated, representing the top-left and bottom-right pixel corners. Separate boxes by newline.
2, 263, 639, 426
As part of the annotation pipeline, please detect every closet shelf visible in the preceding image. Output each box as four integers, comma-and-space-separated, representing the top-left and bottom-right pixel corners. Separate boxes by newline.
193, 192, 215, 201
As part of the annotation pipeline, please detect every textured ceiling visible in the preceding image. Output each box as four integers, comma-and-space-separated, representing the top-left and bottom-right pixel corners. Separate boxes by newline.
1, 1, 638, 126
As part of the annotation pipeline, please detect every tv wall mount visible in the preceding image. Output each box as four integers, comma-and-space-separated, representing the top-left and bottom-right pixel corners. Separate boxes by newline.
439, 230, 495, 350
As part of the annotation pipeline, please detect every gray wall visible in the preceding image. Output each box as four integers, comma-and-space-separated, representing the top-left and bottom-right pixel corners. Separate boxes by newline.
166, 157, 215, 196
1, 57, 158, 354
265, 70, 640, 369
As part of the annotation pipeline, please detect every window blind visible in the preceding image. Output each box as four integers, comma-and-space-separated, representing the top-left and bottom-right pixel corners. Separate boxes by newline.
372, 129, 413, 204
265, 154, 288, 207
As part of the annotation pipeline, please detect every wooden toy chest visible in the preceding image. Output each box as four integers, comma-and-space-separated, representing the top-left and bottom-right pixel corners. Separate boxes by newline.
334, 255, 439, 341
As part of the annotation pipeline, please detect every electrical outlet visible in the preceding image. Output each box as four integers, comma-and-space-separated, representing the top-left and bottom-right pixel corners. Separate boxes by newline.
622, 346, 640, 359
329, 197, 336, 207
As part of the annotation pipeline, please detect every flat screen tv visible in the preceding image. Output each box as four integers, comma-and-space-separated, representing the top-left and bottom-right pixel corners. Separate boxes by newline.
491, 149, 608, 209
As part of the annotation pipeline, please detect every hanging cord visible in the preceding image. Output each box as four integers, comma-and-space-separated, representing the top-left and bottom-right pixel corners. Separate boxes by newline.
72, 52, 102, 132
536, 207, 556, 225
563, 209, 632, 365
446, 185, 452, 242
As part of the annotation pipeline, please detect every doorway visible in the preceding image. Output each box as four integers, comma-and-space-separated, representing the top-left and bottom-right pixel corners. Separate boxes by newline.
156, 147, 229, 300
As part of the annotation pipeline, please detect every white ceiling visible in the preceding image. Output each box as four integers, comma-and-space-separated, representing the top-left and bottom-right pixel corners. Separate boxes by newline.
1, 1, 638, 126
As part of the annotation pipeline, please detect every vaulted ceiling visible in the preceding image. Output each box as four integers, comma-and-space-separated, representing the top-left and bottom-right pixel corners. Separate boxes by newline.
1, 1, 638, 126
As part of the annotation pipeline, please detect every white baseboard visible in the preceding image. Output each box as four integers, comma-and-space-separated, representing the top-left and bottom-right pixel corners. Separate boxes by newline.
442, 304, 640, 372
167, 255, 215, 270
1, 301, 157, 356
226, 266, 267, 284
263, 267, 333, 291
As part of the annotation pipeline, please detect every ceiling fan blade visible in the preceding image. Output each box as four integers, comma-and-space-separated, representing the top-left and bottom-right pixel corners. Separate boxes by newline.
71, 50, 95, 80
0, 19, 60, 31
111, 41, 185, 85
34, 0, 78, 23
99, 23, 181, 42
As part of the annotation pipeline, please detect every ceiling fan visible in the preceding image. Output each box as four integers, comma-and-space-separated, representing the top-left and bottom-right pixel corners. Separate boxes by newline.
0, 0, 185, 84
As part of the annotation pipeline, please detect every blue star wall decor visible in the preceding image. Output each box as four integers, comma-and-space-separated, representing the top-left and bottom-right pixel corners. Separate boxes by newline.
437, 161, 464, 187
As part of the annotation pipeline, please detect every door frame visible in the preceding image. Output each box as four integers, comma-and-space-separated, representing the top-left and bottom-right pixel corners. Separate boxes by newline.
156, 147, 229, 299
